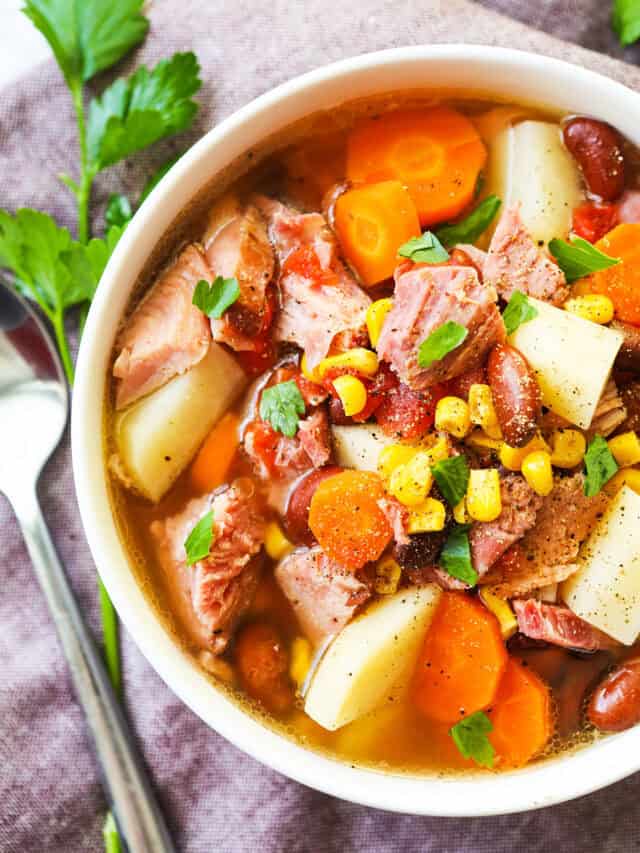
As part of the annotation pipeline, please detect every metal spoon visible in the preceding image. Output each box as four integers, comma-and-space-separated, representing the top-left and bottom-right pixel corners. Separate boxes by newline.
0, 280, 176, 853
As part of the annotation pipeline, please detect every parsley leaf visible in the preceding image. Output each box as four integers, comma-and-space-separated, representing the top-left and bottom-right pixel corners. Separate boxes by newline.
260, 381, 306, 438
502, 290, 539, 336
613, 0, 640, 46
184, 510, 215, 566
435, 195, 502, 248
193, 277, 241, 320
23, 0, 149, 86
450, 711, 495, 768
584, 435, 619, 497
432, 455, 470, 508
398, 231, 449, 264
417, 321, 468, 369
87, 52, 201, 172
549, 236, 620, 283
439, 523, 478, 586
105, 193, 133, 229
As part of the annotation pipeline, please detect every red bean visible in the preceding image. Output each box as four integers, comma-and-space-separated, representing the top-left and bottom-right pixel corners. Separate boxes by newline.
284, 465, 344, 545
563, 117, 626, 202
487, 343, 541, 447
588, 657, 640, 732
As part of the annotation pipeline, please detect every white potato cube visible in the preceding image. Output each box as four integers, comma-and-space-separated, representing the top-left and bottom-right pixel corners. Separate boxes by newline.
331, 424, 393, 472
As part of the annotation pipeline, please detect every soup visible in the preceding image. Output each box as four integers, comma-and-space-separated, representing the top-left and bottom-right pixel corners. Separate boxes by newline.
107, 93, 640, 774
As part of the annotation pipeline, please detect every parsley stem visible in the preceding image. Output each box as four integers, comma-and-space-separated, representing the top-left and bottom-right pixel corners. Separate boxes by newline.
102, 812, 122, 853
99, 578, 121, 697
50, 310, 75, 386
70, 82, 93, 245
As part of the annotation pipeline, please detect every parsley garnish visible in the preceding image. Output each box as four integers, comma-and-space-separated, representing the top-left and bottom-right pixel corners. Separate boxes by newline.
193, 277, 241, 319
613, 0, 640, 46
184, 510, 215, 566
398, 231, 450, 264
502, 290, 539, 336
439, 523, 478, 586
105, 193, 133, 229
435, 195, 502, 248
260, 381, 306, 438
584, 435, 619, 497
432, 455, 470, 508
549, 236, 620, 283
417, 321, 468, 369
450, 711, 495, 768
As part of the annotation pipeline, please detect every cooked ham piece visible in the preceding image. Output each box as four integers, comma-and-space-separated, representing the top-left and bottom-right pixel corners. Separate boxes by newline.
513, 599, 617, 651
588, 378, 627, 437
378, 496, 410, 547
376, 262, 505, 390
455, 243, 489, 276
254, 196, 371, 368
150, 483, 265, 653
483, 204, 568, 306
481, 473, 609, 598
470, 474, 543, 575
275, 546, 371, 645
244, 408, 332, 480
113, 245, 211, 409
297, 409, 332, 468
204, 199, 275, 351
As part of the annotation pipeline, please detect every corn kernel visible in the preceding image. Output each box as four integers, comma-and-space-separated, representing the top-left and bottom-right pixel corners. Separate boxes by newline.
388, 451, 433, 506
374, 557, 402, 595
422, 433, 451, 465
264, 521, 293, 561
300, 352, 321, 383
479, 588, 518, 639
468, 383, 502, 439
466, 468, 502, 522
564, 294, 615, 325
332, 374, 368, 416
549, 429, 586, 469
521, 450, 554, 496
603, 467, 640, 497
435, 396, 471, 439
366, 298, 393, 348
465, 429, 503, 452
316, 347, 378, 379
377, 443, 417, 479
289, 636, 312, 690
608, 431, 640, 468
499, 433, 550, 471
453, 498, 468, 524
408, 498, 446, 533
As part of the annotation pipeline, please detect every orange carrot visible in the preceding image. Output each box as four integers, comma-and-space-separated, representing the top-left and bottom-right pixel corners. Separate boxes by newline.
334, 180, 421, 286
586, 223, 640, 325
234, 621, 293, 714
488, 658, 553, 768
413, 592, 508, 723
346, 107, 487, 227
308, 470, 392, 570
190, 412, 240, 493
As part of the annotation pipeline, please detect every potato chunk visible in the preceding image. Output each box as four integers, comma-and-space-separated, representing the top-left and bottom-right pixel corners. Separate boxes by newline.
331, 424, 393, 471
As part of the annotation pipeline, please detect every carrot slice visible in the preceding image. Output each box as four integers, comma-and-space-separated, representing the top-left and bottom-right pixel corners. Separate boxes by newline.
488, 658, 553, 768
587, 223, 640, 324
334, 180, 421, 286
413, 592, 508, 723
308, 470, 392, 570
346, 107, 487, 227
190, 412, 240, 493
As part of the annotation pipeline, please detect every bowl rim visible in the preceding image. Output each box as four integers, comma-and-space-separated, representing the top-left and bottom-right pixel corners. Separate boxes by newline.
72, 44, 640, 817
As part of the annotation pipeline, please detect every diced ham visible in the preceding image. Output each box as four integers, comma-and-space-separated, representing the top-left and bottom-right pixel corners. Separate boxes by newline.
113, 245, 211, 409
244, 408, 332, 480
455, 243, 488, 276
588, 378, 627, 437
275, 546, 371, 645
376, 262, 505, 391
513, 599, 617, 652
297, 409, 332, 468
483, 205, 568, 306
378, 496, 410, 546
150, 483, 265, 653
470, 474, 543, 575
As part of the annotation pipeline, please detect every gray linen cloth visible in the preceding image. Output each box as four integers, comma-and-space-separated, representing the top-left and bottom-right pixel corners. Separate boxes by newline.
2, 1, 640, 850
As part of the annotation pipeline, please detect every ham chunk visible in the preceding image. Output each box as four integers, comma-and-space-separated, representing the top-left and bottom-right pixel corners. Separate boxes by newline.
275, 546, 371, 646
588, 378, 627, 438
113, 245, 211, 409
470, 474, 542, 576
377, 262, 505, 390
150, 483, 265, 653
483, 205, 568, 306
513, 599, 616, 651
244, 408, 332, 480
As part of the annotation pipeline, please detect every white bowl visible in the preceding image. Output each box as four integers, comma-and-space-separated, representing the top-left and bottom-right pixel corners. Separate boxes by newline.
72, 45, 640, 816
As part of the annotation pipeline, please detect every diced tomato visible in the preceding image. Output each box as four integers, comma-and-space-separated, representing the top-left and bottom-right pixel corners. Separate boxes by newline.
323, 362, 398, 423
375, 381, 446, 440
282, 245, 339, 285
236, 346, 278, 376
269, 365, 326, 408
446, 365, 487, 400
243, 421, 280, 475
572, 201, 619, 244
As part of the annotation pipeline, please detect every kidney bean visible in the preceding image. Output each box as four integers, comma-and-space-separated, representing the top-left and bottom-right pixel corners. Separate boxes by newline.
588, 657, 640, 732
284, 465, 343, 544
487, 343, 541, 447
234, 621, 293, 714
563, 117, 626, 202
612, 321, 640, 373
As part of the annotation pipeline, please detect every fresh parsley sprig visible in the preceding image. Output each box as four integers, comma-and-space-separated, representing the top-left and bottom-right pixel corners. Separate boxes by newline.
549, 236, 620, 283
439, 523, 478, 586
260, 381, 306, 438
184, 510, 215, 566
432, 455, 470, 508
435, 195, 501, 248
417, 321, 468, 369
450, 710, 495, 768
502, 290, 538, 336
613, 0, 640, 46
583, 435, 618, 496
193, 277, 241, 319
398, 231, 449, 264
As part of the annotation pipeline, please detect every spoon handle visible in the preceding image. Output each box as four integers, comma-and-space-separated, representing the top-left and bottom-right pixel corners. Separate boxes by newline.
10, 484, 176, 853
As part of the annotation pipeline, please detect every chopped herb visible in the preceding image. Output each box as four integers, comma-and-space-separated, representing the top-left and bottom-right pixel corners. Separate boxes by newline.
259, 380, 306, 438
417, 321, 468, 369
432, 455, 470, 508
450, 711, 495, 768
435, 195, 501, 248
398, 231, 449, 264
584, 435, 619, 496
548, 236, 620, 283
439, 523, 478, 586
502, 290, 539, 336
184, 509, 215, 566
193, 276, 241, 319
105, 193, 133, 229
613, 0, 640, 46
